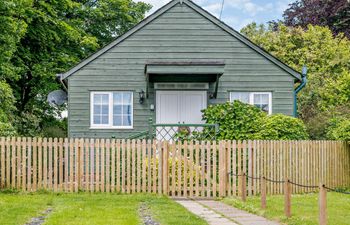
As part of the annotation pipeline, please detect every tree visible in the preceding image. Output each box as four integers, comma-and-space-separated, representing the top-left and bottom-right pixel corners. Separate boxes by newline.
0, 0, 151, 135
282, 0, 350, 38
241, 23, 350, 139
0, 0, 30, 79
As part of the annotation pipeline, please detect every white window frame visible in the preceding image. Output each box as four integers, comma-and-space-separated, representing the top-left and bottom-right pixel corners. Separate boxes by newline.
230, 92, 272, 115
90, 91, 133, 129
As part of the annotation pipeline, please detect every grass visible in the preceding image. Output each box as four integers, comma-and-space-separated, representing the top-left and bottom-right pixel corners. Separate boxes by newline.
222, 192, 350, 225
0, 191, 207, 225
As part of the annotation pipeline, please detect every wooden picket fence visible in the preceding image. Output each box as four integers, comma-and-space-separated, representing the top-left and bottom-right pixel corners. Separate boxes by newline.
0, 137, 349, 197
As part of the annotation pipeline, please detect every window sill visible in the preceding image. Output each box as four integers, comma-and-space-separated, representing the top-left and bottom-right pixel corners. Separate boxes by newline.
89, 126, 134, 130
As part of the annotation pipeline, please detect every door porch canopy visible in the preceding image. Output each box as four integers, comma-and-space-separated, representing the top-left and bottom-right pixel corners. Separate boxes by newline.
145, 61, 225, 98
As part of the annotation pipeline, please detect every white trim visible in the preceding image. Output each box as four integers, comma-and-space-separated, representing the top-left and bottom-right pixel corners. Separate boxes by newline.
90, 91, 134, 129
230, 91, 272, 115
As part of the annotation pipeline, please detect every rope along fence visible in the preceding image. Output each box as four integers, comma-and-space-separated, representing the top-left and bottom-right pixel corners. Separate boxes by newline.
230, 172, 350, 225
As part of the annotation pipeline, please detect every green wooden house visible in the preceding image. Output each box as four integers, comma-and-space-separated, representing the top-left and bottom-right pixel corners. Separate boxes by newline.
59, 0, 305, 139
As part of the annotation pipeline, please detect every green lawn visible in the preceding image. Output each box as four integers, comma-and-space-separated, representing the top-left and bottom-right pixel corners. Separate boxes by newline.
0, 192, 207, 225
222, 192, 350, 225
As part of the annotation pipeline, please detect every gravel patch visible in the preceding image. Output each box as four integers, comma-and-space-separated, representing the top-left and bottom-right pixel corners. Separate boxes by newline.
25, 208, 52, 225
139, 203, 160, 225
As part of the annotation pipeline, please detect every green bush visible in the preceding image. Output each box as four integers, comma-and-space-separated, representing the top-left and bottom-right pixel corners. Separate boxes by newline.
326, 117, 350, 141
202, 101, 265, 140
259, 114, 309, 140
201, 101, 308, 140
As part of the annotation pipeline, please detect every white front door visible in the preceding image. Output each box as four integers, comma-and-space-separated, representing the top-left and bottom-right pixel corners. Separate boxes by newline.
156, 90, 207, 124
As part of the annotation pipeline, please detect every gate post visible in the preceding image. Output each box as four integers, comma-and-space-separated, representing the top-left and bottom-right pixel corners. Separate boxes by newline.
148, 118, 154, 139
261, 176, 267, 209
319, 184, 327, 225
219, 141, 227, 197
284, 178, 292, 218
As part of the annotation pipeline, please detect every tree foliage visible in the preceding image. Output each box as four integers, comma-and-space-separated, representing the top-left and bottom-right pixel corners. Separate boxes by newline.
201, 101, 308, 140
326, 117, 350, 141
0, 0, 151, 136
282, 0, 350, 38
241, 23, 350, 139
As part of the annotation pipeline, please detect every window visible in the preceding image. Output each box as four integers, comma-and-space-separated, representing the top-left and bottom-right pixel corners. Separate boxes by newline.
91, 92, 133, 129
230, 92, 272, 114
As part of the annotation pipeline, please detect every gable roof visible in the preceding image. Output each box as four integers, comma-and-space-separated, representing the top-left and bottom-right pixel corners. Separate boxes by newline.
60, 0, 302, 81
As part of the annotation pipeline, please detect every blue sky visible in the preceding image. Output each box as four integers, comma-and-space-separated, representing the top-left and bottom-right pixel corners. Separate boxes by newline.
136, 0, 294, 31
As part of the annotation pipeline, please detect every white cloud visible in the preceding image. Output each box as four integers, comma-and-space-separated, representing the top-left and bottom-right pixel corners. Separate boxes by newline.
226, 0, 274, 16
203, 3, 222, 17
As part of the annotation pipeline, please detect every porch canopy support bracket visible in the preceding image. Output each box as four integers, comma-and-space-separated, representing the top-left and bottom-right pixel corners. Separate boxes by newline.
145, 61, 225, 99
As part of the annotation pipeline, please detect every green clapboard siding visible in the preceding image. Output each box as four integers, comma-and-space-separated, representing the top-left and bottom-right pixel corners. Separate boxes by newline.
67, 2, 296, 138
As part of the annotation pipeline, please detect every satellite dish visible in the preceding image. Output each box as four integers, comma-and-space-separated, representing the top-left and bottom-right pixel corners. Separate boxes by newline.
47, 90, 68, 106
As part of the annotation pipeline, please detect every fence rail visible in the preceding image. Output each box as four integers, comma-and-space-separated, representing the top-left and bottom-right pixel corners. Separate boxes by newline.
0, 137, 349, 196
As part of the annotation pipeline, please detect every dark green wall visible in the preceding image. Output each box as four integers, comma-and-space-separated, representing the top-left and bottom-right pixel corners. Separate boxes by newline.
68, 3, 296, 138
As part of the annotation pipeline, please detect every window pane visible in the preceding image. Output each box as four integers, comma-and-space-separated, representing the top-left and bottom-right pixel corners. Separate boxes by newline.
112, 92, 133, 127
261, 104, 269, 112
113, 105, 122, 115
102, 105, 109, 114
94, 105, 101, 115
101, 115, 109, 124
230, 92, 249, 103
102, 94, 109, 104
93, 116, 101, 124
94, 95, 101, 104
261, 94, 269, 104
122, 115, 132, 126
123, 93, 132, 104
92, 93, 110, 125
113, 93, 122, 104
123, 105, 132, 114
253, 94, 269, 104
113, 115, 122, 126
252, 93, 270, 113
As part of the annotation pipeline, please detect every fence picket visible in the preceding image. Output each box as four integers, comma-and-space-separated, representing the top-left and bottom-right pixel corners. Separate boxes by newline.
1, 137, 5, 188
206, 141, 211, 198
152, 140, 157, 194
6, 137, 11, 188
195, 141, 200, 197
100, 139, 105, 192
127, 140, 131, 194
183, 141, 188, 197
106, 139, 111, 193
177, 141, 182, 197
141, 140, 147, 193
85, 139, 90, 192
21, 137, 27, 191
53, 138, 58, 192
137, 140, 141, 193
111, 139, 115, 192
131, 140, 136, 193
59, 138, 64, 192
189, 141, 194, 197
171, 142, 176, 197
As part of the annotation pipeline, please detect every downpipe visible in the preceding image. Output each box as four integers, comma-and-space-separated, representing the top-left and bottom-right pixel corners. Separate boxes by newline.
294, 66, 308, 117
